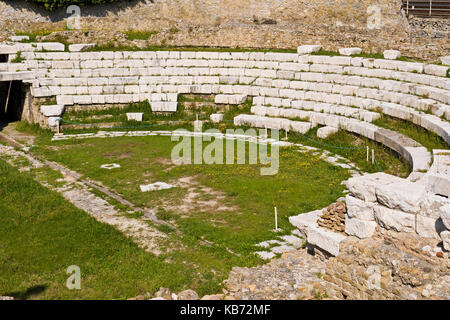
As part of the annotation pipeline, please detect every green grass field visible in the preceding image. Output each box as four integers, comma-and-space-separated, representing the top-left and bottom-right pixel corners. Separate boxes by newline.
1, 129, 351, 299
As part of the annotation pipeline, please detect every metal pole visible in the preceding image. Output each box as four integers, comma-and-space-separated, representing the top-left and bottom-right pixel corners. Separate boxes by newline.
430, 0, 432, 17
406, 0, 409, 15
4, 80, 12, 114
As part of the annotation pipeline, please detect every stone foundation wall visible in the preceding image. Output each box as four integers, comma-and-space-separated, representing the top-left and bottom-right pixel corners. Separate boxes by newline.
324, 230, 450, 299
0, 0, 448, 60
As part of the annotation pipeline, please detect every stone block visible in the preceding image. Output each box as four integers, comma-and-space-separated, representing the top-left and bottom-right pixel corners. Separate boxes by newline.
346, 173, 404, 202
151, 102, 178, 112
210, 113, 224, 123
297, 45, 322, 55
317, 126, 338, 139
374, 205, 415, 233
345, 216, 377, 239
440, 56, 450, 66
9, 35, 29, 42
40, 105, 65, 117
441, 204, 450, 230
339, 47, 362, 56
345, 195, 375, 221
416, 215, 446, 239
126, 113, 143, 122
419, 194, 450, 220
68, 43, 96, 52
47, 117, 61, 127
375, 181, 427, 214
441, 231, 450, 251
383, 50, 401, 60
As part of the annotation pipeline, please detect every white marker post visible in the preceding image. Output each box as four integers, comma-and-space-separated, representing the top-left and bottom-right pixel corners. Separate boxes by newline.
372, 149, 375, 165
274, 206, 278, 231
366, 146, 369, 162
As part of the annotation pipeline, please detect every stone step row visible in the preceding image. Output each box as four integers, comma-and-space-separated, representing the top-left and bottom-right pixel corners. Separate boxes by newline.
32, 80, 449, 144
6, 45, 447, 79
251, 104, 379, 123
13, 58, 449, 94
18, 64, 448, 106
234, 113, 431, 173
25, 71, 450, 118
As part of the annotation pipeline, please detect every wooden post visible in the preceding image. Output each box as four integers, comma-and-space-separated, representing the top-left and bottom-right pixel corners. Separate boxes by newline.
4, 80, 12, 114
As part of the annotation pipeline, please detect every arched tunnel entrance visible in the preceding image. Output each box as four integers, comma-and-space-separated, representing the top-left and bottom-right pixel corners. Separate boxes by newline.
0, 80, 27, 123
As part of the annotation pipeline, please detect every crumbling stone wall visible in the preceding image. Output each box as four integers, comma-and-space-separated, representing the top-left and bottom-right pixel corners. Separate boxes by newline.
0, 0, 448, 60
324, 230, 450, 299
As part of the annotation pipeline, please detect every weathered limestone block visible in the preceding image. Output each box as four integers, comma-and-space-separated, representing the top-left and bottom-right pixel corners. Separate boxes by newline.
210, 113, 224, 123
405, 147, 432, 173
383, 50, 402, 60
441, 231, 450, 251
375, 181, 427, 214
308, 225, 347, 256
36, 42, 65, 52
297, 45, 322, 55
440, 56, 450, 66
317, 126, 338, 139
289, 210, 321, 238
339, 47, 362, 56
47, 117, 61, 127
9, 35, 29, 42
151, 102, 178, 112
215, 94, 247, 105
424, 64, 449, 77
441, 204, 450, 230
126, 113, 143, 122
40, 105, 65, 117
345, 216, 377, 239
345, 195, 375, 221
345, 173, 404, 202
374, 205, 415, 233
419, 194, 450, 220
290, 121, 311, 134
68, 43, 96, 52
416, 215, 446, 240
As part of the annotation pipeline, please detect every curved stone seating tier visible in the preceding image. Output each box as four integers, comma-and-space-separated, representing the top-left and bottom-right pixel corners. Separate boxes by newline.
234, 112, 431, 174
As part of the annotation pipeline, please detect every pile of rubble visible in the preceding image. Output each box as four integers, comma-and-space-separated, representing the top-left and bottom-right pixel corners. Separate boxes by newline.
317, 202, 346, 233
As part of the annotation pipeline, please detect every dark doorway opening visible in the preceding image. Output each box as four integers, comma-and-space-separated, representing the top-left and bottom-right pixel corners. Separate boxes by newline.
0, 54, 8, 63
0, 81, 26, 123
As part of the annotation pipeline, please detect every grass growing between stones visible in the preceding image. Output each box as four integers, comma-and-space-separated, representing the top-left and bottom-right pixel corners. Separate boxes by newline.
373, 114, 448, 151
287, 127, 411, 177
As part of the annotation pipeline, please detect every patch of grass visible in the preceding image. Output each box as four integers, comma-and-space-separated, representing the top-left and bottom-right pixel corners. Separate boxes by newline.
15, 30, 53, 42
310, 50, 340, 57
0, 159, 211, 299
10, 51, 25, 63
351, 52, 384, 59
124, 30, 159, 41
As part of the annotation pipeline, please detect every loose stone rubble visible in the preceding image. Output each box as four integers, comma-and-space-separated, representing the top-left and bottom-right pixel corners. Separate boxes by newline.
317, 202, 346, 233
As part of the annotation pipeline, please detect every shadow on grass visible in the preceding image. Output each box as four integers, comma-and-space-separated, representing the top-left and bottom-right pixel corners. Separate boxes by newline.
4, 284, 48, 300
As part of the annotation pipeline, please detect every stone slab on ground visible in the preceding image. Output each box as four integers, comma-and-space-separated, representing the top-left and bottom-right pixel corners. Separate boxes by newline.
339, 47, 362, 56
297, 45, 322, 55
384, 50, 402, 60
140, 182, 174, 192
68, 43, 97, 52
